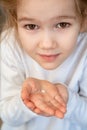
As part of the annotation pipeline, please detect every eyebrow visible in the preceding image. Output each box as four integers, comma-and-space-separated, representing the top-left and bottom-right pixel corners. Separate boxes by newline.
54, 15, 76, 20
18, 17, 38, 22
18, 15, 76, 22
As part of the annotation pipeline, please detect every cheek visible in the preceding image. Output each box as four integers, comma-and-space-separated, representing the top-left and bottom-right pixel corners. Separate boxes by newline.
59, 31, 79, 52
17, 30, 36, 51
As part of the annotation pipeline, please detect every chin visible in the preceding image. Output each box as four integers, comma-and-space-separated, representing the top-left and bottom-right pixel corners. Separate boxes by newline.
40, 63, 59, 70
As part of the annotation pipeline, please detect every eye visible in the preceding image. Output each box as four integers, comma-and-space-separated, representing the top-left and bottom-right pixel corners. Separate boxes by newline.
56, 22, 71, 29
24, 24, 39, 30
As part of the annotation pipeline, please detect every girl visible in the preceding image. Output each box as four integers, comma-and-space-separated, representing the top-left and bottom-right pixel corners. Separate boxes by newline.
0, 0, 87, 130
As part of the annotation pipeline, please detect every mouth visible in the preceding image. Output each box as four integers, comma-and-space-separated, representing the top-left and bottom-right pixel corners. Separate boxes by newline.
38, 53, 61, 62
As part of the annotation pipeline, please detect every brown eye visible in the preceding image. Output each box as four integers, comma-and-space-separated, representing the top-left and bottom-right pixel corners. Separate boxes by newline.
56, 22, 70, 29
24, 24, 39, 30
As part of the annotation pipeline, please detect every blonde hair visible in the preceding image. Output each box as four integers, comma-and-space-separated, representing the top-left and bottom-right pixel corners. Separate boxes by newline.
0, 0, 87, 31
0, 0, 17, 31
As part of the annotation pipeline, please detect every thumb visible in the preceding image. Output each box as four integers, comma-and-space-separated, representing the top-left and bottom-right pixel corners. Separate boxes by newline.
21, 81, 32, 100
28, 78, 40, 93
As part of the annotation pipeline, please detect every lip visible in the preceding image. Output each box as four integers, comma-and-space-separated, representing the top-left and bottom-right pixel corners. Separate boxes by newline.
38, 53, 60, 62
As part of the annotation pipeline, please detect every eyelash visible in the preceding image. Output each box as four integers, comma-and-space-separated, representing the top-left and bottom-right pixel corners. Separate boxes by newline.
24, 24, 39, 30
24, 22, 71, 31
55, 22, 71, 29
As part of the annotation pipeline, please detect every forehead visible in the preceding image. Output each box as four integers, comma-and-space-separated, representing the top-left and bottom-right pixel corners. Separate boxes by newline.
17, 0, 77, 20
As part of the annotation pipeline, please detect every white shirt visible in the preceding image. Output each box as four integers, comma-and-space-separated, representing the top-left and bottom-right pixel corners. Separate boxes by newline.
0, 30, 87, 130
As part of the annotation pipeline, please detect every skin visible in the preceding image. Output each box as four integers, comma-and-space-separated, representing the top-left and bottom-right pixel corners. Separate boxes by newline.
21, 78, 68, 118
16, 0, 83, 118
17, 0, 82, 70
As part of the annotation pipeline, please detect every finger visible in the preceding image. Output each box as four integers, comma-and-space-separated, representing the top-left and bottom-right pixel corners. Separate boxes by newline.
33, 103, 66, 118
43, 94, 66, 113
56, 83, 68, 103
42, 92, 63, 110
30, 92, 65, 116
30, 94, 55, 116
41, 88, 66, 107
41, 81, 66, 106
23, 99, 35, 110
36, 92, 60, 111
55, 109, 65, 118
34, 107, 54, 117
35, 101, 54, 116
33, 107, 42, 114
49, 98, 66, 113
53, 94, 66, 106
27, 78, 41, 93
22, 82, 32, 100
35, 91, 66, 113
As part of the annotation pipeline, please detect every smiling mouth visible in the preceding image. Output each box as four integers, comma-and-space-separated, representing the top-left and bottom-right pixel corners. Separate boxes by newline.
38, 53, 60, 62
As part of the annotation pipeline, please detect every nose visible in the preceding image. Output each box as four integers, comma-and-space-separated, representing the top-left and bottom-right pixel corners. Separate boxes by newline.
39, 30, 57, 49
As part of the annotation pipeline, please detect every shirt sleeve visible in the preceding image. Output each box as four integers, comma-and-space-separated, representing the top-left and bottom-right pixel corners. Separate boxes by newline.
65, 51, 87, 127
0, 38, 38, 126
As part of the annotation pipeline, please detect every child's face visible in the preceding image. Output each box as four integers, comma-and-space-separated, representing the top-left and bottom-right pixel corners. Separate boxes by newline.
17, 0, 82, 70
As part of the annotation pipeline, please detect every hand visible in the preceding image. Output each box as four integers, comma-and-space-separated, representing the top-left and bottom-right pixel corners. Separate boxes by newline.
55, 83, 68, 103
29, 89, 67, 118
55, 83, 68, 117
21, 78, 67, 118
